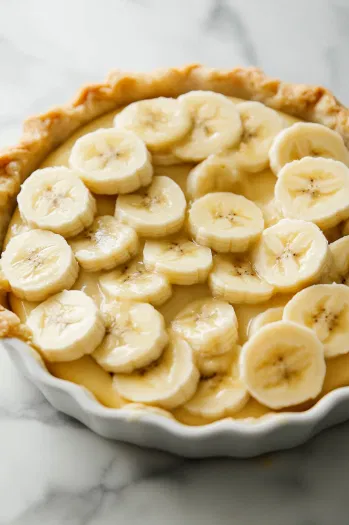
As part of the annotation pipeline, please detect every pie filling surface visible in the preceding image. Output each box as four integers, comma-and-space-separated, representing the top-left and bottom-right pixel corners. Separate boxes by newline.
4, 92, 349, 426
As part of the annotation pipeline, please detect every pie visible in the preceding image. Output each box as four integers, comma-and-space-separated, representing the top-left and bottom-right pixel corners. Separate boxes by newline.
2, 64, 349, 425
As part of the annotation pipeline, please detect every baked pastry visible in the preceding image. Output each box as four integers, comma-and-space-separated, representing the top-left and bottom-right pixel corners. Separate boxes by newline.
2, 64, 349, 425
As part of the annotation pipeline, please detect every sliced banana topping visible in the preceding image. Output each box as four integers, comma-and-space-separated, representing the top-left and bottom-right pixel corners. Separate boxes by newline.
247, 307, 284, 339
275, 157, 349, 229
186, 154, 241, 200
260, 198, 283, 228
195, 348, 235, 377
283, 284, 349, 358
143, 236, 212, 285
188, 192, 264, 253
70, 216, 139, 272
327, 236, 349, 284
269, 122, 349, 175
318, 247, 335, 284
241, 320, 326, 409
232, 101, 285, 173
234, 295, 292, 345
69, 129, 153, 195
8, 91, 349, 422
253, 219, 328, 292
4, 207, 31, 248
173, 91, 242, 162
171, 298, 238, 356
115, 176, 186, 237
113, 97, 191, 151
99, 257, 172, 306
113, 336, 200, 409
151, 150, 183, 166
27, 290, 105, 362
2, 230, 79, 302
182, 347, 249, 420
92, 301, 168, 373
122, 403, 174, 420
209, 253, 274, 304
17, 167, 96, 238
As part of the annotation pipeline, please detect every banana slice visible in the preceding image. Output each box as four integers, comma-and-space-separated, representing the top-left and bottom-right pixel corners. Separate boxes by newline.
260, 198, 283, 228
99, 257, 172, 306
123, 403, 174, 420
115, 176, 186, 237
171, 298, 238, 356
275, 157, 349, 229
232, 101, 285, 173
327, 236, 349, 284
209, 253, 274, 304
92, 301, 168, 373
113, 97, 191, 151
4, 207, 31, 249
143, 237, 212, 285
186, 154, 241, 200
151, 150, 183, 166
283, 284, 349, 358
1, 230, 79, 302
17, 167, 96, 238
112, 336, 199, 409
173, 91, 242, 162
253, 219, 328, 292
27, 290, 105, 362
69, 216, 139, 272
247, 307, 284, 339
241, 320, 326, 409
182, 348, 249, 420
269, 122, 349, 175
316, 243, 335, 283
195, 349, 235, 377
188, 192, 264, 253
69, 129, 153, 195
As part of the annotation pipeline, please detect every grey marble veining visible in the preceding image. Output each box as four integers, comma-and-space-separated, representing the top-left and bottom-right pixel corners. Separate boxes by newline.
1, 0, 349, 523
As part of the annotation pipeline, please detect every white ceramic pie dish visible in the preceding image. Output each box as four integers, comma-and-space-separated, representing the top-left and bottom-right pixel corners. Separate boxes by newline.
4, 336, 349, 457
4, 65, 349, 457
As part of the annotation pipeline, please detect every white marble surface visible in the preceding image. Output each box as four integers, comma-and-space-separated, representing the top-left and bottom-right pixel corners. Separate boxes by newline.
1, 0, 349, 522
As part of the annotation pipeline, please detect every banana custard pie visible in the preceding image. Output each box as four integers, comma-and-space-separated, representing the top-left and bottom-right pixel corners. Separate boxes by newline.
3, 65, 349, 426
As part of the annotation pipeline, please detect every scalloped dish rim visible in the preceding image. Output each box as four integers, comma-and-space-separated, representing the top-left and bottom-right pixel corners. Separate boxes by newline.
4, 336, 349, 457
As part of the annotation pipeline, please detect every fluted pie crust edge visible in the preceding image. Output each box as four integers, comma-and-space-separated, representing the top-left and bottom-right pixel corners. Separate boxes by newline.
1, 63, 349, 338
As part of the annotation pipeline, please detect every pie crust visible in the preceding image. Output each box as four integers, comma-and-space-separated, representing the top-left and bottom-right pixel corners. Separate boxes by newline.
1, 63, 349, 341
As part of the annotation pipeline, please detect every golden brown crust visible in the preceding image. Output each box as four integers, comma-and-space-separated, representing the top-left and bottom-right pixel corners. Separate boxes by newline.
1, 64, 349, 333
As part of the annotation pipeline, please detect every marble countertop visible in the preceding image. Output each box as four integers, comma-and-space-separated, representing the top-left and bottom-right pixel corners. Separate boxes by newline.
1, 0, 349, 522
